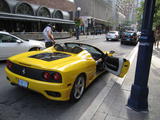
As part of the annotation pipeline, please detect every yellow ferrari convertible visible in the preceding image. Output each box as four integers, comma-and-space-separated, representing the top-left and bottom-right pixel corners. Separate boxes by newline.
5, 42, 130, 102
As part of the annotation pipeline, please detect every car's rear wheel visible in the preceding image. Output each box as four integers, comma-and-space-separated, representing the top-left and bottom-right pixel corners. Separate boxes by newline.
133, 42, 137, 46
70, 74, 85, 102
29, 47, 40, 51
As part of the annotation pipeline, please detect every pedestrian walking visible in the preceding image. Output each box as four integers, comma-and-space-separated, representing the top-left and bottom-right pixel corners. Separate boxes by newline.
43, 24, 55, 48
155, 27, 160, 49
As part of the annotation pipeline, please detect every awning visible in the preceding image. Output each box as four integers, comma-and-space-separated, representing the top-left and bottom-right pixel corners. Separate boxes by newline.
94, 18, 110, 25
0, 12, 75, 24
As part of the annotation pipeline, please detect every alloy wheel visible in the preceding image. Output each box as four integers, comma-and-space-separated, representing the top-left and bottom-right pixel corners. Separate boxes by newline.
73, 76, 85, 99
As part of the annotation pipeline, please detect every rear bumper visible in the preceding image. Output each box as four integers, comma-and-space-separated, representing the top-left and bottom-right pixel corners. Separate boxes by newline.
106, 37, 119, 40
5, 67, 72, 101
121, 39, 137, 44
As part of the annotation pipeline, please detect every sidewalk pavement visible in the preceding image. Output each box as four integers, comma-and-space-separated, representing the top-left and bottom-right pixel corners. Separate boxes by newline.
55, 35, 104, 43
79, 45, 160, 120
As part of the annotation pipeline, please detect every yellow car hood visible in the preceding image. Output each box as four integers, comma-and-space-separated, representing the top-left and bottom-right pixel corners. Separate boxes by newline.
8, 51, 86, 71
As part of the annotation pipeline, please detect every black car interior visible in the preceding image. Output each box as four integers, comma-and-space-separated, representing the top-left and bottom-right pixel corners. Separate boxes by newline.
54, 44, 83, 54
54, 43, 104, 61
53, 43, 120, 72
105, 56, 119, 71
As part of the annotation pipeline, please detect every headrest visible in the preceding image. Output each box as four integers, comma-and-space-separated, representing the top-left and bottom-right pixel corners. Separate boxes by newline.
72, 46, 83, 54
54, 44, 64, 51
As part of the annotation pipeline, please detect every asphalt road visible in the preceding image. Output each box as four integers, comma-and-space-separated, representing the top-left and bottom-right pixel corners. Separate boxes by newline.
0, 35, 136, 120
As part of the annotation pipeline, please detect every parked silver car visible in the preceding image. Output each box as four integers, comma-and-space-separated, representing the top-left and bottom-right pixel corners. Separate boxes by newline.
106, 31, 119, 41
0, 31, 45, 60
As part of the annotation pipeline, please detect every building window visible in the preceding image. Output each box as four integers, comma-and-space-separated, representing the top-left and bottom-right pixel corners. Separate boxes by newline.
0, 0, 10, 13
54, 10, 63, 19
37, 7, 51, 18
15, 2, 34, 15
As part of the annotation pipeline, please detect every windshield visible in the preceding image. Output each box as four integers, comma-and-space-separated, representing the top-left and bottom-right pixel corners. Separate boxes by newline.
108, 32, 116, 34
124, 32, 134, 36
17, 36, 28, 41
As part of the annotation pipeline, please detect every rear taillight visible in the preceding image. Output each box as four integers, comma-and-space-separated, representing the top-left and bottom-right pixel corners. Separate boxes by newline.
134, 36, 137, 39
42, 72, 62, 83
43, 72, 51, 80
130, 36, 132, 38
52, 73, 62, 81
6, 60, 13, 69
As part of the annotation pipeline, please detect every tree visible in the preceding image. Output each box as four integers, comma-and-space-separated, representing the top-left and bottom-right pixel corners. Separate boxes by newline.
136, 0, 160, 29
136, 1, 144, 30
154, 0, 160, 27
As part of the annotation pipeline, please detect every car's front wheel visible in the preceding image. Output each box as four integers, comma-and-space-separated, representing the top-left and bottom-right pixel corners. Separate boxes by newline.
70, 74, 86, 102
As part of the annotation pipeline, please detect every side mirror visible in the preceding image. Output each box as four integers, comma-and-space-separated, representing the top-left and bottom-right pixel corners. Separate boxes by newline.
103, 50, 115, 56
103, 51, 108, 55
109, 50, 115, 54
16, 40, 23, 43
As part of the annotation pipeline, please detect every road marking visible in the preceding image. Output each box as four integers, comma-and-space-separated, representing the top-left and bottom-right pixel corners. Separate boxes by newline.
79, 45, 139, 120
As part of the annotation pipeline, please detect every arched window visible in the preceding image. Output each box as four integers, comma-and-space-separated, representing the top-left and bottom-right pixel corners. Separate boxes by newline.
37, 7, 51, 18
15, 2, 34, 15
0, 0, 10, 13
54, 10, 63, 19
62, 11, 70, 20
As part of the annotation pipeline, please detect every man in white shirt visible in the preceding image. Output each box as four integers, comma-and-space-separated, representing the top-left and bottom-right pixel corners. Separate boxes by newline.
43, 24, 55, 48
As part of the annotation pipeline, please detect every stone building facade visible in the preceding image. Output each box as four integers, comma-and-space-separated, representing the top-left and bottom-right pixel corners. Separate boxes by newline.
75, 0, 114, 34
75, 0, 112, 21
116, 0, 136, 22
75, 0, 135, 32
20, 0, 76, 11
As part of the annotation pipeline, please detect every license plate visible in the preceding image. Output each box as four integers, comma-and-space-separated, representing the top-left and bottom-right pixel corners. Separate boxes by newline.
18, 79, 28, 88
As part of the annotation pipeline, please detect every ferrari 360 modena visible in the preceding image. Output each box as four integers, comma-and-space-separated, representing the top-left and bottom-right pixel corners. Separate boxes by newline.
5, 42, 130, 102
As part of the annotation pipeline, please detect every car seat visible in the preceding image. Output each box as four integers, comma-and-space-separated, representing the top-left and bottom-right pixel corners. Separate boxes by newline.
54, 44, 64, 51
72, 46, 83, 54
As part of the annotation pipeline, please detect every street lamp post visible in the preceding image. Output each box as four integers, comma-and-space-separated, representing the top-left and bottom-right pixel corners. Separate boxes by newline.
75, 7, 81, 40
87, 18, 90, 35
127, 0, 156, 112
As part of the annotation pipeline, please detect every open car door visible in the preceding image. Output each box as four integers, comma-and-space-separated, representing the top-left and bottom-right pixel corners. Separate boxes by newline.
104, 56, 130, 78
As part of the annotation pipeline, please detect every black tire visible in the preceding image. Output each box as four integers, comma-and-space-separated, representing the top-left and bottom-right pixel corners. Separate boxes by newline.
133, 42, 137, 46
10, 82, 16, 86
70, 74, 86, 102
29, 47, 40, 51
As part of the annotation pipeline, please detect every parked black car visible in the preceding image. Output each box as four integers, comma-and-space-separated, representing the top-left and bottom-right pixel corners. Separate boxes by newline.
121, 31, 138, 45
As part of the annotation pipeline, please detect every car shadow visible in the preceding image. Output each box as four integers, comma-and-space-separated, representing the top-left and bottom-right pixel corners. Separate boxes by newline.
0, 60, 6, 64
120, 43, 137, 48
105, 40, 120, 42
0, 72, 110, 120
